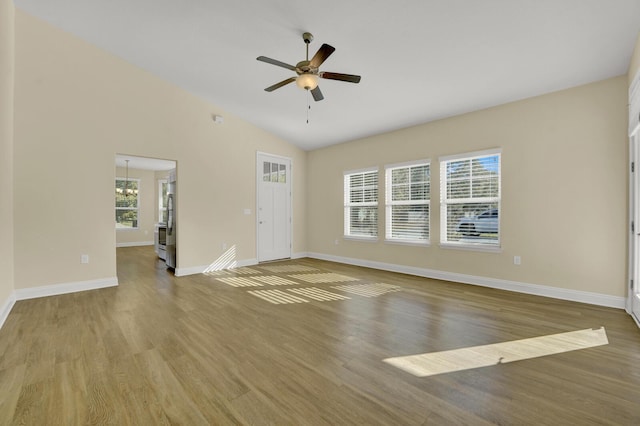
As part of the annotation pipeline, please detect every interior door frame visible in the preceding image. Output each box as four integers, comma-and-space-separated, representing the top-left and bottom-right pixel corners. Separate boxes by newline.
629, 131, 640, 327
256, 151, 293, 262
627, 68, 640, 328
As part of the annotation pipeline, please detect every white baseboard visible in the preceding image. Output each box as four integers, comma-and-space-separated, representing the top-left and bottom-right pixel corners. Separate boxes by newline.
0, 293, 16, 330
307, 252, 626, 309
116, 241, 154, 248
292, 252, 309, 259
14, 277, 119, 301
176, 258, 259, 277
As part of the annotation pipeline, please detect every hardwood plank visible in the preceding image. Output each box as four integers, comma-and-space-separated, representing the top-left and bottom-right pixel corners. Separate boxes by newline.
0, 364, 26, 424
0, 245, 638, 424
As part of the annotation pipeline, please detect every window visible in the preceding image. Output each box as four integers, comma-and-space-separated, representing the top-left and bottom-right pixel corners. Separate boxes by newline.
115, 178, 140, 229
385, 160, 430, 243
440, 149, 501, 248
262, 161, 287, 183
344, 168, 378, 238
158, 179, 168, 223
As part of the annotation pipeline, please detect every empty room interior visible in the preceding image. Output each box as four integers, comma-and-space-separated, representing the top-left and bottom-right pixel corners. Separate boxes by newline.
1, 0, 640, 424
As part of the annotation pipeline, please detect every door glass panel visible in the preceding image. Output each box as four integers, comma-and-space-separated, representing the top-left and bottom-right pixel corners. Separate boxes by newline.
263, 162, 271, 182
279, 164, 286, 183
271, 163, 278, 182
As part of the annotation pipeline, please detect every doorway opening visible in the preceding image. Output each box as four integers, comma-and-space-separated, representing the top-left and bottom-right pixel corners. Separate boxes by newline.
115, 154, 177, 273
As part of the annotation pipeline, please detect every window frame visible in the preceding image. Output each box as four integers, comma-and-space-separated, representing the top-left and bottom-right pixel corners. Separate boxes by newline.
439, 148, 502, 251
115, 177, 141, 230
344, 167, 379, 240
158, 178, 168, 224
384, 159, 431, 246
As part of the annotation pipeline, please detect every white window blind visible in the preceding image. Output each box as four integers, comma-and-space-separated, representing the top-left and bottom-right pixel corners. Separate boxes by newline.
440, 150, 501, 247
344, 168, 378, 238
385, 161, 430, 243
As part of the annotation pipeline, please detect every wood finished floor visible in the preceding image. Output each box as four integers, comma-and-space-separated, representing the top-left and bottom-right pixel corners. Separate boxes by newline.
1, 246, 639, 425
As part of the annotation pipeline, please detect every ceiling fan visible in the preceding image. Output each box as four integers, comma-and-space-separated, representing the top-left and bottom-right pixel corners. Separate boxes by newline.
257, 32, 361, 102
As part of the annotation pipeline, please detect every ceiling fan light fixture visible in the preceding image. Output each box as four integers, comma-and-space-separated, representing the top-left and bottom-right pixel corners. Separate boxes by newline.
296, 73, 318, 90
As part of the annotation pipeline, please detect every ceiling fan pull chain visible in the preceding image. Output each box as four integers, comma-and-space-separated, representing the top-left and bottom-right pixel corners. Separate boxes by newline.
306, 90, 311, 124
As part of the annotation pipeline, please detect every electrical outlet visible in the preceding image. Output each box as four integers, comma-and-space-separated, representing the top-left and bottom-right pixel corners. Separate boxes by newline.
334, 239, 340, 245
514, 256, 521, 265
81, 254, 89, 264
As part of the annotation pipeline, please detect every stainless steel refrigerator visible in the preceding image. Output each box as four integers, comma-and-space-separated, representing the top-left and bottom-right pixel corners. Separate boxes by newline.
165, 169, 177, 269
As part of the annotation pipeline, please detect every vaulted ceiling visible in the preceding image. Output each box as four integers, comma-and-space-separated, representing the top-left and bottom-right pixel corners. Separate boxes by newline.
16, 0, 640, 150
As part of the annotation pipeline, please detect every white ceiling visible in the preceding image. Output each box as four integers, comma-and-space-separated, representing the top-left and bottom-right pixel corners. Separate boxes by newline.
16, 0, 640, 151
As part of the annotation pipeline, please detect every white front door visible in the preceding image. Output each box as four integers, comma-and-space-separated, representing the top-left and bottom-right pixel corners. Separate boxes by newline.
631, 132, 640, 324
257, 153, 292, 262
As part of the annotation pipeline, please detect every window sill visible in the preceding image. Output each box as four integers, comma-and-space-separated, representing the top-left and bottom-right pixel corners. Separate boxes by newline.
439, 242, 502, 253
384, 239, 430, 247
343, 235, 378, 243
116, 227, 140, 232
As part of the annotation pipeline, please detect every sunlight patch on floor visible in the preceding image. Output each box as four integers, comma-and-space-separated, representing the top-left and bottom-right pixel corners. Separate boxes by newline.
289, 273, 359, 284
260, 265, 320, 273
251, 276, 299, 286
216, 277, 263, 288
288, 287, 351, 301
248, 289, 309, 304
383, 327, 608, 377
332, 283, 401, 297
229, 267, 262, 275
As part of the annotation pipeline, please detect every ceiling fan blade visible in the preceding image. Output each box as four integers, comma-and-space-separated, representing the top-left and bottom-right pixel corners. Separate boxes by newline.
311, 86, 324, 102
310, 44, 335, 68
257, 56, 297, 71
320, 72, 361, 83
264, 77, 296, 92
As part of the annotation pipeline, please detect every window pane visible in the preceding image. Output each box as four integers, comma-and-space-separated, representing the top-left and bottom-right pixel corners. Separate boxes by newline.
447, 160, 470, 179
363, 172, 377, 187
363, 188, 377, 203
392, 184, 409, 201
410, 165, 428, 183
446, 203, 499, 243
447, 179, 470, 199
349, 206, 378, 237
350, 189, 363, 203
271, 163, 278, 182
392, 169, 409, 185
263, 162, 271, 182
279, 164, 286, 183
410, 183, 428, 200
115, 179, 138, 208
472, 176, 499, 198
350, 174, 363, 188
391, 204, 429, 240
116, 209, 138, 229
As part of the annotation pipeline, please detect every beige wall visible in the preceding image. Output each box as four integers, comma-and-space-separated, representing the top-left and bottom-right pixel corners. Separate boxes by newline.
115, 167, 157, 246
13, 10, 306, 289
307, 76, 628, 298
629, 32, 640, 85
0, 0, 15, 305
